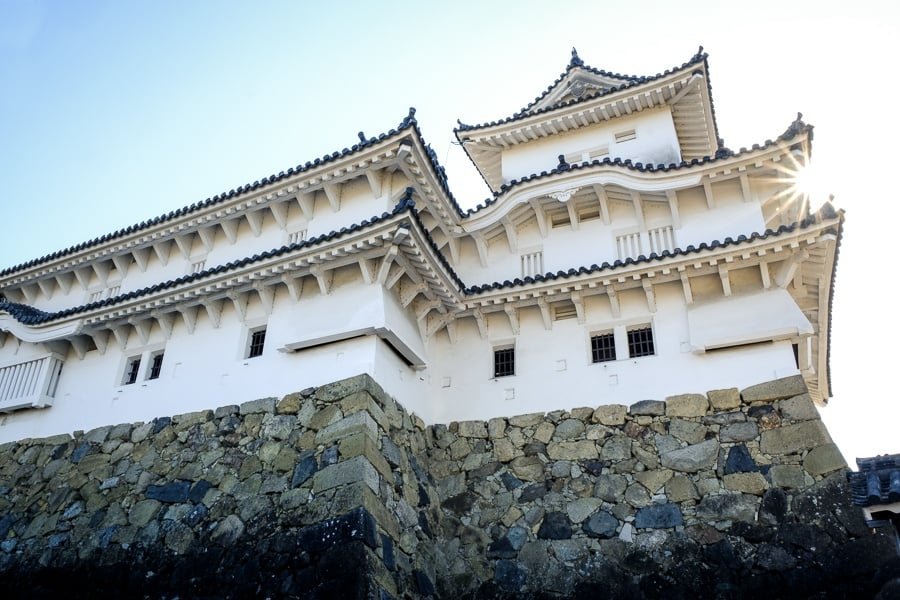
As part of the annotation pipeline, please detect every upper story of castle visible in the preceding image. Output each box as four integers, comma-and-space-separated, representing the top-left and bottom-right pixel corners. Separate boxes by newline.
0, 49, 841, 418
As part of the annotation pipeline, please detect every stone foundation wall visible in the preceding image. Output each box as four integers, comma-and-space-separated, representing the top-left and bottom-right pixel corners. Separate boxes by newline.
0, 374, 897, 598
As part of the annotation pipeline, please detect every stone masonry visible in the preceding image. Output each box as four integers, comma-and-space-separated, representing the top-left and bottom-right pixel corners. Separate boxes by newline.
0, 374, 897, 598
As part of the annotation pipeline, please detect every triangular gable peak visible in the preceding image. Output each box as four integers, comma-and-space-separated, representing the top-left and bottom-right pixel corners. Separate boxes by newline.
456, 48, 718, 194
524, 49, 641, 114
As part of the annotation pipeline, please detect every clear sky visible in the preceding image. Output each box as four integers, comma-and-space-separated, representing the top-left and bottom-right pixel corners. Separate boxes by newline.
1, 0, 898, 464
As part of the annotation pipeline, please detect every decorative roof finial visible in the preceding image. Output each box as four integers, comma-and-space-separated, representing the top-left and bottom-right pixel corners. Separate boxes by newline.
557, 154, 570, 170
358, 131, 366, 143
569, 47, 584, 68
401, 107, 417, 126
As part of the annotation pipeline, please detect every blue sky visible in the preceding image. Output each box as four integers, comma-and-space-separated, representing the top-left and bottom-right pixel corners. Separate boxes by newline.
1, 0, 898, 461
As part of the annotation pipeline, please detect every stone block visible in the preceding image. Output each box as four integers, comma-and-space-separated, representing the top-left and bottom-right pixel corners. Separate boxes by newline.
665, 393, 709, 417
566, 497, 603, 523
594, 474, 627, 502
533, 422, 555, 444
600, 436, 632, 461
760, 420, 831, 455
315, 411, 378, 446
779, 393, 819, 422
708, 388, 741, 411
669, 419, 707, 445
629, 400, 665, 416
537, 511, 572, 540
239, 397, 276, 415
553, 419, 585, 440
488, 417, 507, 438
172, 410, 213, 431
455, 420, 488, 439
548, 440, 598, 460
592, 404, 627, 425
509, 456, 545, 481
582, 510, 619, 538
696, 493, 759, 522
720, 422, 759, 442
129, 499, 161, 527
509, 413, 545, 427
665, 475, 699, 502
85, 425, 113, 444
702, 411, 746, 425
308, 404, 343, 431
769, 465, 808, 489
635, 469, 673, 494
313, 455, 380, 494
146, 480, 191, 503
802, 443, 847, 475
660, 439, 719, 473
493, 438, 521, 463
338, 433, 393, 481
634, 503, 683, 529
741, 375, 807, 403
724, 444, 758, 474
262, 415, 296, 440
340, 391, 390, 432
723, 472, 768, 495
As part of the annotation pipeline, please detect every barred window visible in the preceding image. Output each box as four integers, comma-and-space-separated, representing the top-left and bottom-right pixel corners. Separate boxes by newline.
493, 347, 515, 378
148, 352, 164, 380
627, 326, 655, 358
248, 328, 266, 358
591, 333, 616, 363
124, 357, 141, 385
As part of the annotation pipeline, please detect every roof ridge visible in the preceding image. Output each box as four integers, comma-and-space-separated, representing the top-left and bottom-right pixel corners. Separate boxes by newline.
461, 116, 813, 217
0, 112, 421, 279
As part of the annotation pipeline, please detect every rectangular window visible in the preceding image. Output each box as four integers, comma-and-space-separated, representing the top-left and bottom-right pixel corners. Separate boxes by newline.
627, 326, 655, 358
614, 129, 637, 143
190, 260, 206, 274
288, 230, 307, 245
493, 347, 515, 378
124, 357, 141, 385
148, 352, 164, 380
248, 328, 266, 358
591, 333, 616, 363
553, 301, 577, 321
520, 250, 544, 277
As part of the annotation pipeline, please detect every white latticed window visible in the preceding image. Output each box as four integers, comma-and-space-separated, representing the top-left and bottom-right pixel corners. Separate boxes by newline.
648, 225, 675, 255
288, 230, 307, 245
520, 250, 544, 277
190, 260, 206, 274
616, 232, 643, 261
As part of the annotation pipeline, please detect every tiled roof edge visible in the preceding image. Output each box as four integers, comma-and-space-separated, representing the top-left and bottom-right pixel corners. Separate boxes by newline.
0, 111, 421, 279
0, 193, 418, 326
462, 203, 838, 295
454, 47, 707, 134
461, 115, 812, 217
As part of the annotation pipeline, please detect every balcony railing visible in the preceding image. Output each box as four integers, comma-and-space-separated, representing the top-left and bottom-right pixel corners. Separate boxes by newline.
0, 354, 64, 412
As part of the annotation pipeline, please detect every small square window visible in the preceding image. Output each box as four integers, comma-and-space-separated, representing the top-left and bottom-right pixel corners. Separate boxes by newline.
493, 347, 515, 378
123, 357, 141, 385
248, 328, 266, 358
148, 352, 164, 380
627, 326, 655, 358
591, 333, 616, 363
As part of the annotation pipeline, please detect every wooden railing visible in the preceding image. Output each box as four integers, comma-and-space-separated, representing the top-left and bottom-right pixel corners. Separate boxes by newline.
0, 354, 64, 412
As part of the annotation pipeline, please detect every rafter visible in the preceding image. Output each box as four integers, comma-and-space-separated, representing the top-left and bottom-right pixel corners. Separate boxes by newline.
203, 299, 224, 329
245, 211, 264, 237
571, 291, 585, 324
227, 291, 249, 321
718, 265, 732, 297
132, 247, 150, 272
129, 318, 152, 345
665, 190, 681, 229
282, 274, 304, 302
680, 271, 694, 304
221, 219, 239, 244
36, 279, 55, 300
179, 304, 200, 334
537, 298, 552, 330
703, 180, 715, 209
269, 202, 289, 230
89, 330, 109, 355
472, 233, 488, 268
365, 169, 384, 198
296, 191, 315, 221
309, 266, 332, 296
112, 254, 132, 278
174, 234, 194, 260
630, 191, 645, 229
504, 304, 520, 335
592, 185, 611, 225
55, 272, 74, 294
256, 284, 275, 315
198, 226, 217, 252
501, 218, 518, 252
472, 308, 488, 339
112, 326, 131, 350
358, 258, 376, 284
642, 280, 657, 312
70, 336, 91, 360
154, 311, 175, 340
606, 286, 621, 318
322, 182, 342, 212
153, 240, 172, 266
401, 281, 428, 308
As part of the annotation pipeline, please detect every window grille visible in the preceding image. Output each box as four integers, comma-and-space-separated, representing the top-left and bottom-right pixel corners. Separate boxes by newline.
288, 230, 307, 245
88, 290, 104, 302
107, 285, 120, 298
124, 358, 141, 385
148, 353, 164, 380
493, 347, 515, 378
616, 232, 643, 261
627, 327, 655, 358
190, 260, 206, 274
248, 328, 266, 358
520, 250, 544, 277
553, 301, 577, 321
591, 333, 616, 363
614, 129, 637, 143
647, 225, 675, 255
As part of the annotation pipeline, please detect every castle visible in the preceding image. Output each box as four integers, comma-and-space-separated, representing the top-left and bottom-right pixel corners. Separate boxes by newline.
0, 48, 840, 442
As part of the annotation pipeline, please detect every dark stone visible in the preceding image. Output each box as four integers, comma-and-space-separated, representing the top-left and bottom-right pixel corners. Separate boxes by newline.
506, 525, 528, 551
486, 536, 518, 559
381, 533, 395, 571
523, 442, 546, 456
291, 454, 317, 488
150, 416, 171, 434
499, 472, 523, 490
417, 484, 429, 507
0, 515, 14, 539
184, 503, 208, 528
634, 503, 683, 529
704, 539, 742, 571
494, 559, 526, 592
747, 405, 775, 420
145, 481, 190, 503
381, 435, 401, 467
583, 510, 619, 538
50, 444, 68, 460
724, 444, 758, 474
630, 400, 665, 416
441, 492, 477, 515
320, 445, 339, 467
519, 483, 547, 502
70, 443, 90, 464
756, 543, 797, 571
759, 487, 787, 525
730, 521, 775, 543
418, 511, 433, 538
98, 525, 117, 548
778, 523, 832, 553
296, 507, 377, 553
470, 461, 501, 478
537, 511, 572, 540
414, 569, 436, 596
582, 460, 605, 476
188, 479, 213, 504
